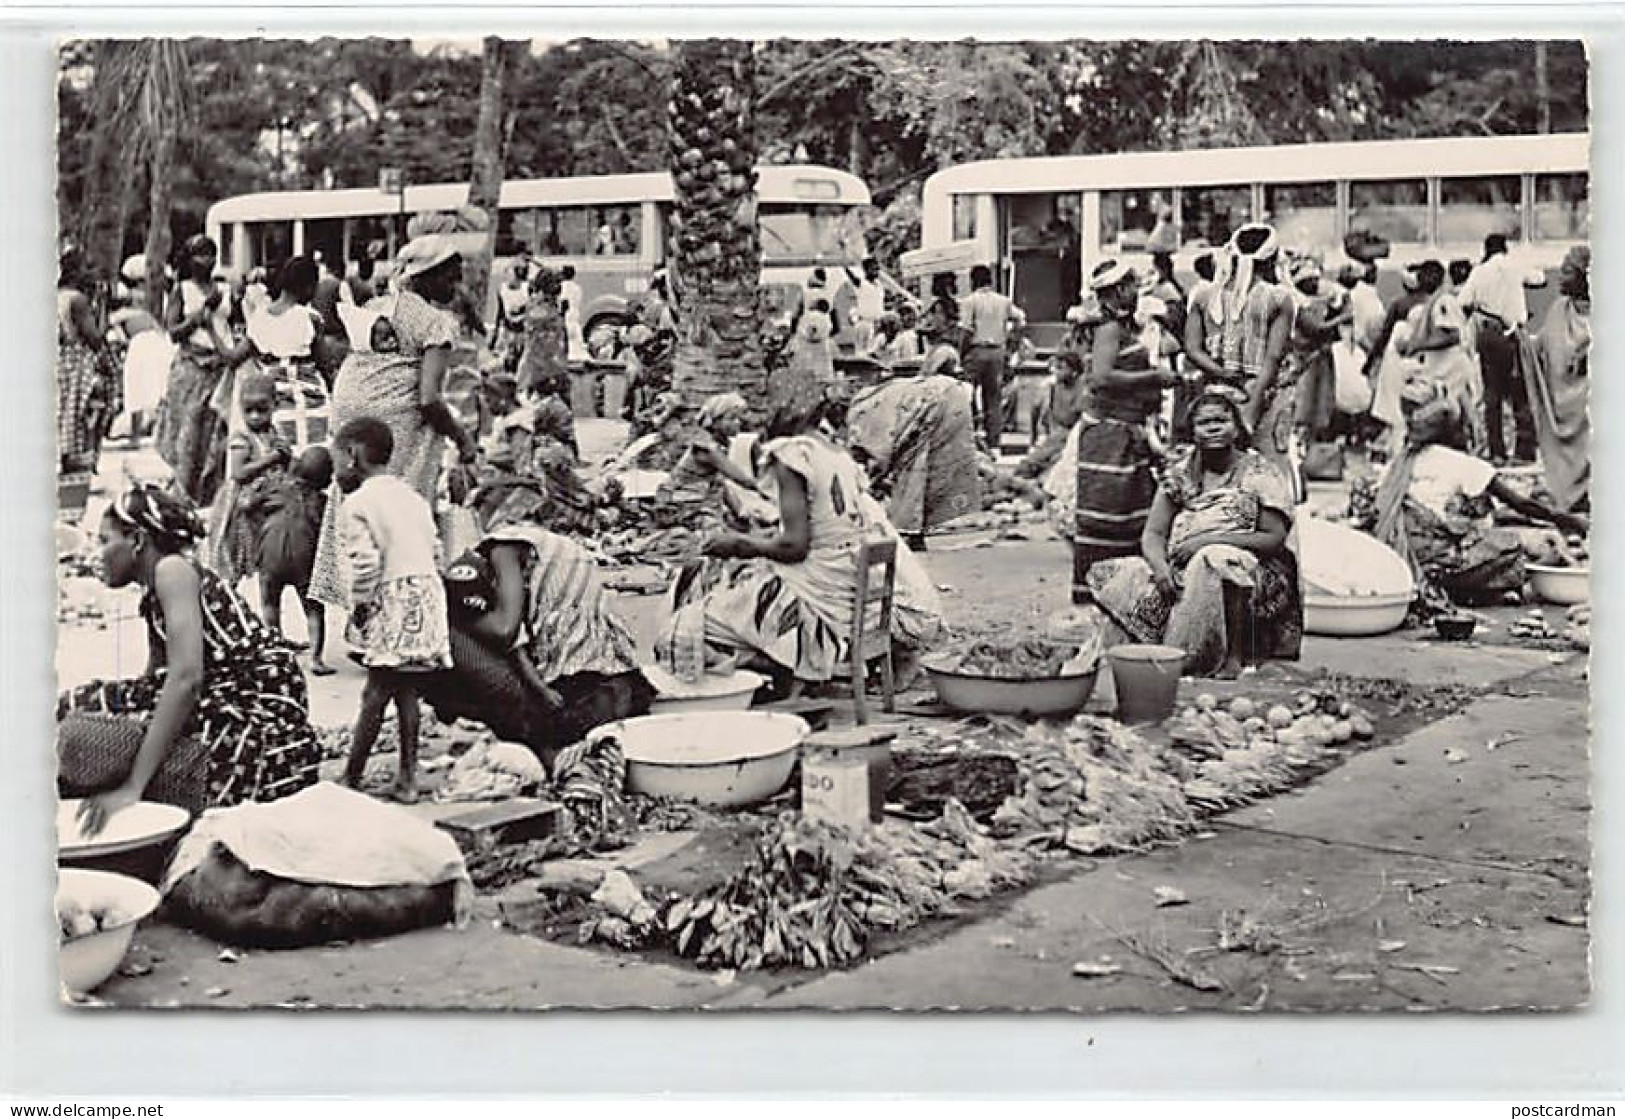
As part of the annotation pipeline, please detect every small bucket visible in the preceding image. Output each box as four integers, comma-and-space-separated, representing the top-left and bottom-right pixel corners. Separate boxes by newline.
1107, 644, 1186, 724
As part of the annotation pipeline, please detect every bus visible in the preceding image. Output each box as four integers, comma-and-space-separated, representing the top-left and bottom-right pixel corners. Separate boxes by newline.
205, 164, 873, 347
899, 132, 1589, 347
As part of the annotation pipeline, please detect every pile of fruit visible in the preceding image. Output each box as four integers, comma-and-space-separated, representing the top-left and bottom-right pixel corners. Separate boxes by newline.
1167, 690, 1375, 758
58, 898, 130, 941
1526, 532, 1589, 569
1565, 604, 1591, 651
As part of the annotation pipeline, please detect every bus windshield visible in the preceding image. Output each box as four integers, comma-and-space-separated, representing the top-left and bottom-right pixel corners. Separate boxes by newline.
758, 204, 866, 265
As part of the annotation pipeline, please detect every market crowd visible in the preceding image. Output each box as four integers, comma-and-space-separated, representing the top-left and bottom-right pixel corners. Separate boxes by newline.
55, 208, 1590, 831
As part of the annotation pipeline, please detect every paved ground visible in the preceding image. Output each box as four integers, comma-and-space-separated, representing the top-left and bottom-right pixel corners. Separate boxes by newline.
56, 435, 1593, 1013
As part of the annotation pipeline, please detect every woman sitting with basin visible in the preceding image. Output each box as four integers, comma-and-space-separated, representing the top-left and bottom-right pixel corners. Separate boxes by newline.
58, 486, 322, 835
1355, 397, 1586, 611
1087, 389, 1303, 679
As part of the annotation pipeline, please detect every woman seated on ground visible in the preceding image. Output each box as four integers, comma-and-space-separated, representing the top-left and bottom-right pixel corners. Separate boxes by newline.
57, 486, 321, 835
655, 378, 944, 693
1087, 390, 1303, 679
664, 393, 764, 509
1356, 397, 1587, 611
845, 343, 982, 551
417, 482, 654, 771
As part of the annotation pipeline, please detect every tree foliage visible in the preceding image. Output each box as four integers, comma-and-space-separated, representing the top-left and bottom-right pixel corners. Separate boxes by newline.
58, 37, 1590, 278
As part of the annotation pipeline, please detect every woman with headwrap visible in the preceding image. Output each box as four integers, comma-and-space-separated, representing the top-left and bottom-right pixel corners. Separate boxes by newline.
307, 235, 482, 621
418, 488, 653, 772
518, 265, 570, 402
845, 343, 982, 551
1201, 225, 1294, 469
1284, 254, 1353, 446
1521, 245, 1591, 514
57, 245, 118, 476
1088, 390, 1302, 679
1357, 397, 1585, 611
1069, 258, 1181, 603
58, 486, 321, 835
156, 235, 237, 504
655, 381, 943, 688
1398, 260, 1482, 443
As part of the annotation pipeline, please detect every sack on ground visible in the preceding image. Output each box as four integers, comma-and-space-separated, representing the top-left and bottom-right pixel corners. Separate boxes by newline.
162, 782, 473, 948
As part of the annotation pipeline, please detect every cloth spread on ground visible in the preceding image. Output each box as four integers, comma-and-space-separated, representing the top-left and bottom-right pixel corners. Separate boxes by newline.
163, 780, 473, 922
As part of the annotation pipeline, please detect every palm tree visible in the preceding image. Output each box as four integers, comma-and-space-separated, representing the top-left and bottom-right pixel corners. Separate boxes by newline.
666, 39, 767, 410
465, 37, 525, 317
84, 41, 193, 310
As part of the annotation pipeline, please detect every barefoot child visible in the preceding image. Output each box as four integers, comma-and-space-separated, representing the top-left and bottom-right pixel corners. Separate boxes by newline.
333, 418, 453, 802
248, 445, 336, 675
207, 370, 291, 588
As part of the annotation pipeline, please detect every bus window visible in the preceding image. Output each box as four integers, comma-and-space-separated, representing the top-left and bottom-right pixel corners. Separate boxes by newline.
495, 209, 524, 257
1265, 182, 1337, 251
1533, 172, 1588, 240
349, 216, 391, 267
952, 195, 978, 241
1438, 175, 1522, 244
759, 204, 864, 264
1180, 185, 1250, 249
1349, 180, 1427, 244
306, 218, 345, 273
593, 206, 641, 256
246, 221, 294, 272
218, 224, 235, 270
1100, 188, 1165, 252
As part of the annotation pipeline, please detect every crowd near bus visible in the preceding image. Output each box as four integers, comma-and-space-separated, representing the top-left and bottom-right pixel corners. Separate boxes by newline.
54, 132, 1591, 829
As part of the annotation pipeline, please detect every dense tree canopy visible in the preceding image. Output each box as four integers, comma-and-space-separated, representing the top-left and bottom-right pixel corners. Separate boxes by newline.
57, 38, 1590, 276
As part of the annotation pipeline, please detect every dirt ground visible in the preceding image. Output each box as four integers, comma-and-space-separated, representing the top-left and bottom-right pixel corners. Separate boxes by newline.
59, 516, 1592, 1014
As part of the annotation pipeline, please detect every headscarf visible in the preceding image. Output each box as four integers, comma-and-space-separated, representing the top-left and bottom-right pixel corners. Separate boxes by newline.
108, 484, 206, 553
1289, 253, 1322, 286
1224, 223, 1279, 298
396, 234, 459, 280
1371, 397, 1466, 575
923, 343, 959, 378
698, 392, 751, 434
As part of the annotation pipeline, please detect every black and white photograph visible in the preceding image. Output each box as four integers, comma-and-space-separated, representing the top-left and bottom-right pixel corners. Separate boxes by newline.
49, 35, 1594, 1014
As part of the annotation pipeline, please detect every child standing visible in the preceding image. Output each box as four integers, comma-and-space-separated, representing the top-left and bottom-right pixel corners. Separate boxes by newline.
207, 370, 291, 589
333, 417, 452, 803
249, 445, 336, 676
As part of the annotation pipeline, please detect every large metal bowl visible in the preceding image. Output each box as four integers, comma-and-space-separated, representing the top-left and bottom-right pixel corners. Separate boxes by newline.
591, 711, 809, 808
1304, 592, 1412, 637
58, 868, 161, 995
1527, 564, 1589, 606
922, 655, 1099, 718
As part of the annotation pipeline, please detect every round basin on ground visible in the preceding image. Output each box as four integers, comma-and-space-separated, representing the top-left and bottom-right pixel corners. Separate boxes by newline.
1527, 564, 1588, 606
57, 867, 161, 995
1303, 592, 1412, 637
590, 710, 809, 807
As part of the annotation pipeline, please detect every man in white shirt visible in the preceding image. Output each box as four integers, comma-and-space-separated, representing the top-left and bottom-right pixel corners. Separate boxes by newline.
560, 264, 586, 361
959, 264, 1027, 445
841, 257, 907, 353
1457, 234, 1535, 464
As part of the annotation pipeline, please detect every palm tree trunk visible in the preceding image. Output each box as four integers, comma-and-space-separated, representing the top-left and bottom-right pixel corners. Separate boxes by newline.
142, 129, 176, 320
465, 36, 517, 318
667, 39, 767, 411
1535, 42, 1552, 134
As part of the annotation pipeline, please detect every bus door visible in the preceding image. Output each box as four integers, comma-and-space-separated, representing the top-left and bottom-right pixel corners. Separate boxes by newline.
1003, 192, 1083, 326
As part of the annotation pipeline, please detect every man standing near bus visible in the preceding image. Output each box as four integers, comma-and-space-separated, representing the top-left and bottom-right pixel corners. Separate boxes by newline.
842, 257, 915, 354
1458, 233, 1535, 465
960, 264, 1027, 446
